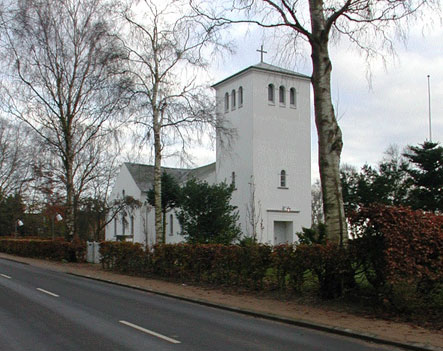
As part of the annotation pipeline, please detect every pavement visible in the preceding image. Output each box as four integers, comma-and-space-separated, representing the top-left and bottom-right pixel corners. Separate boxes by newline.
0, 252, 441, 351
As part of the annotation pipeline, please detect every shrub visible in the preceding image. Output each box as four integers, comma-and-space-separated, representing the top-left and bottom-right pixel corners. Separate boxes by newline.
349, 204, 443, 316
298, 243, 355, 299
99, 241, 148, 274
349, 205, 443, 286
176, 179, 241, 244
0, 237, 86, 262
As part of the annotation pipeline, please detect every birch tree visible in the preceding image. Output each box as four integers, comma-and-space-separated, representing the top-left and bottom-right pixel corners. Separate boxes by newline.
1, 0, 128, 237
0, 117, 34, 200
192, 0, 439, 244
119, 0, 225, 243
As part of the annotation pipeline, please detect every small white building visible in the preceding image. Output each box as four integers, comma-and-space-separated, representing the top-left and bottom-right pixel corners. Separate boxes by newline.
106, 62, 311, 246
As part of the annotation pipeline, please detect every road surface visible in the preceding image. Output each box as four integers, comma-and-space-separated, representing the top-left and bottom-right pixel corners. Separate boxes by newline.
0, 258, 398, 351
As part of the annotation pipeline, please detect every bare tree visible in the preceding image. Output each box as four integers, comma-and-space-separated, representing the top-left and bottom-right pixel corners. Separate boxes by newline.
1, 0, 129, 237
118, 0, 226, 243
191, 0, 438, 244
0, 117, 34, 199
78, 137, 144, 241
246, 176, 263, 241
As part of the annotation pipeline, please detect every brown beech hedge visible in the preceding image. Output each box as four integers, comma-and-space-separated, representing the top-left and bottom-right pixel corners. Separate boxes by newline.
349, 204, 443, 287
100, 205, 442, 307
0, 237, 86, 262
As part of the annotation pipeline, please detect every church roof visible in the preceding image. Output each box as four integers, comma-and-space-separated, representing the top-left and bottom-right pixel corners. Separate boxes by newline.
212, 62, 310, 88
124, 162, 216, 192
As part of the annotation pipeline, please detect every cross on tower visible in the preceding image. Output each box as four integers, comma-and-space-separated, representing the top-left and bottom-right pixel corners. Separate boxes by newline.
256, 45, 267, 63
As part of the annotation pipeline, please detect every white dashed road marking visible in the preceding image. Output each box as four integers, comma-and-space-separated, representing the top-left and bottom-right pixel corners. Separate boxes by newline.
36, 288, 59, 297
119, 320, 181, 344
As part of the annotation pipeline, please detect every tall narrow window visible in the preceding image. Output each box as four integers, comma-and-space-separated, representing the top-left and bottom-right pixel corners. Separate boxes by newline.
279, 86, 285, 104
231, 171, 236, 188
122, 189, 125, 197
224, 92, 229, 112
114, 218, 117, 236
122, 215, 126, 235
169, 214, 174, 236
231, 89, 236, 109
130, 215, 134, 236
268, 84, 274, 102
280, 170, 287, 188
238, 86, 243, 107
290, 88, 296, 106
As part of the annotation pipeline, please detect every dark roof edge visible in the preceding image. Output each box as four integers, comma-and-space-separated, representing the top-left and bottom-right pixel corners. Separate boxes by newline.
212, 64, 311, 88
124, 161, 215, 172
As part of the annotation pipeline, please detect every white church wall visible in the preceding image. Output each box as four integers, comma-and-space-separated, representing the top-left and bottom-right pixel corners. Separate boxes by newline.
105, 164, 143, 242
215, 66, 311, 244
164, 208, 183, 244
216, 71, 255, 237
251, 71, 311, 243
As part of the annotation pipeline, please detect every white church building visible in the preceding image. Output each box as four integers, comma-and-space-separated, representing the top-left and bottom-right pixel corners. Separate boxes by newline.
105, 62, 311, 246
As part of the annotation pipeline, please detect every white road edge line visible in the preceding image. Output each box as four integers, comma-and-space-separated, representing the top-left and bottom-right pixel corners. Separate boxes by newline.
0, 274, 11, 279
119, 320, 181, 344
36, 288, 59, 297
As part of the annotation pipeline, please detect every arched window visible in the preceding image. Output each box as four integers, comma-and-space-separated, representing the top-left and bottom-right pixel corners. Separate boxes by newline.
238, 86, 243, 107
224, 92, 229, 112
231, 171, 236, 188
169, 214, 174, 236
122, 211, 128, 235
130, 215, 134, 236
268, 84, 274, 102
280, 170, 286, 187
231, 89, 236, 110
290, 88, 296, 106
279, 86, 285, 104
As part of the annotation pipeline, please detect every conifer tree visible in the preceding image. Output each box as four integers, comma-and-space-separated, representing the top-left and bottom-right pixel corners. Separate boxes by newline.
404, 142, 443, 212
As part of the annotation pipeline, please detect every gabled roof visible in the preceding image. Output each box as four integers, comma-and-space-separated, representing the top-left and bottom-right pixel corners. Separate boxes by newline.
124, 162, 216, 193
212, 62, 311, 88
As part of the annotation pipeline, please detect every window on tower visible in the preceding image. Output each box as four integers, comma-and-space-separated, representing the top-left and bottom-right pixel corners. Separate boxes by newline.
231, 89, 236, 110
268, 84, 274, 103
238, 86, 243, 107
290, 88, 296, 107
231, 171, 236, 188
224, 92, 229, 112
279, 86, 285, 104
169, 214, 174, 236
280, 170, 287, 188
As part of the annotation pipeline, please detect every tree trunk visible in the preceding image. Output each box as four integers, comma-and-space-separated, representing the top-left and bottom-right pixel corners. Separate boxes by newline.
65, 156, 75, 239
153, 113, 163, 244
162, 208, 166, 243
310, 36, 347, 245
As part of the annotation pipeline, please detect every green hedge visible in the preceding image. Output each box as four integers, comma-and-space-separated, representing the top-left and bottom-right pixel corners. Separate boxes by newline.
0, 237, 86, 262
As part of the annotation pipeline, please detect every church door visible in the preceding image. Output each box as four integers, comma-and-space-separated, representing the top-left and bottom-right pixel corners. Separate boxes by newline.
274, 221, 293, 245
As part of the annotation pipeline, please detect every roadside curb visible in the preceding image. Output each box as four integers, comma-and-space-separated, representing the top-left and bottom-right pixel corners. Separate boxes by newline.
0, 256, 30, 265
67, 272, 441, 351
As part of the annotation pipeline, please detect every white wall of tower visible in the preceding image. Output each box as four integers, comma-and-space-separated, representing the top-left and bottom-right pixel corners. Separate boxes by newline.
215, 66, 311, 244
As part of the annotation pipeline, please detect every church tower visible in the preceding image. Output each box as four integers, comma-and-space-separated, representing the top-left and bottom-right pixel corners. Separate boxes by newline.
213, 61, 311, 244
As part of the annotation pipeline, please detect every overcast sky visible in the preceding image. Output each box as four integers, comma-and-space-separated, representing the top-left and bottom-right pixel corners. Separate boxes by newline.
160, 16, 443, 181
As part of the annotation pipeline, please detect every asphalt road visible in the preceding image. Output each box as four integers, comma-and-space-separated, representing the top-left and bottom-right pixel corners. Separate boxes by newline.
0, 258, 398, 351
